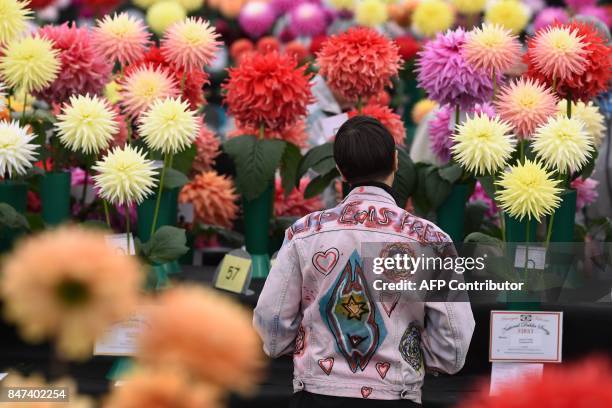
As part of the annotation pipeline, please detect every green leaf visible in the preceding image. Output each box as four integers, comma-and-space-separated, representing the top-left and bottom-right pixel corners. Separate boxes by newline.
141, 226, 189, 264
162, 168, 189, 189
280, 142, 302, 196
297, 142, 334, 180
464, 231, 503, 245
172, 144, 197, 174
304, 169, 339, 198
580, 149, 598, 179
0, 203, 29, 230
477, 175, 497, 199
425, 170, 452, 208
223, 135, 286, 200
438, 163, 463, 183
393, 148, 417, 208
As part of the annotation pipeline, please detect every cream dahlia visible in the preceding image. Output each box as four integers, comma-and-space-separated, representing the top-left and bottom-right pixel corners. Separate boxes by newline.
0, 120, 37, 177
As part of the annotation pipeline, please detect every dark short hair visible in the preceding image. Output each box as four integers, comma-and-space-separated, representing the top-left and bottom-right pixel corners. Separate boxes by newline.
334, 115, 396, 184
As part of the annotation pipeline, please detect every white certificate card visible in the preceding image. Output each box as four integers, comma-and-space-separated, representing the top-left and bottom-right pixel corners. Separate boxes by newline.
489, 310, 562, 363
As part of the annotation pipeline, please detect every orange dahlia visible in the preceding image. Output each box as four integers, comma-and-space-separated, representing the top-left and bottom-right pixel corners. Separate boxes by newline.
103, 368, 222, 408
275, 177, 323, 217
192, 119, 220, 173
178, 171, 238, 228
137, 285, 264, 395
0, 226, 142, 360
317, 27, 402, 103
223, 51, 313, 133
348, 103, 407, 145
526, 22, 611, 101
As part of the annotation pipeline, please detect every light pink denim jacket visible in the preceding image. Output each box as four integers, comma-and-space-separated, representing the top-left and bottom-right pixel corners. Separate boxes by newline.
253, 186, 475, 403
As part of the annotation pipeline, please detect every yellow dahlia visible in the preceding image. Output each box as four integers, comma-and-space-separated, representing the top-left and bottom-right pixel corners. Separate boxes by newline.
119, 65, 179, 118
530, 26, 587, 81
532, 116, 594, 175
451, 113, 516, 175
463, 23, 522, 75
496, 159, 562, 221
0, 120, 37, 177
0, 35, 60, 93
146, 1, 186, 36
412, 0, 454, 37
355, 0, 388, 27
56, 94, 118, 155
0, 226, 142, 360
0, 0, 32, 46
451, 0, 486, 14
138, 97, 199, 155
557, 100, 606, 147
93, 145, 157, 205
411, 99, 438, 124
485, 0, 529, 35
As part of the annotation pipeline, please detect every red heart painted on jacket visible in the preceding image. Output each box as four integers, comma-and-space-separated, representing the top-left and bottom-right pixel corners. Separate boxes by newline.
312, 248, 339, 276
376, 362, 390, 379
361, 386, 373, 398
318, 357, 334, 375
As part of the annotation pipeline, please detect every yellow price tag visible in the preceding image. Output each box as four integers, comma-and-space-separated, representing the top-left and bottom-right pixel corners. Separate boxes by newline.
214, 254, 251, 293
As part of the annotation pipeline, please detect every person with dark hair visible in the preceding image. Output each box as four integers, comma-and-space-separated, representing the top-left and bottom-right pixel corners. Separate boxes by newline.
254, 116, 475, 407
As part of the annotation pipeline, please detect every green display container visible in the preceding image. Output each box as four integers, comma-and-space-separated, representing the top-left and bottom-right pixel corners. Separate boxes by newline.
243, 183, 273, 279
436, 184, 469, 242
549, 189, 577, 243
137, 188, 178, 242
0, 180, 28, 252
40, 171, 71, 225
504, 214, 537, 243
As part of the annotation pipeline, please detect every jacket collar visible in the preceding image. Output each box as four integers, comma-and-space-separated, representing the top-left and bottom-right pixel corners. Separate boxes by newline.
343, 183, 398, 206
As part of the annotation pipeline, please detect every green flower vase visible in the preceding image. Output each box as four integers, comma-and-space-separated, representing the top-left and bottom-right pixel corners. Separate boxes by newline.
0, 180, 28, 252
436, 184, 469, 242
243, 183, 273, 279
41, 171, 71, 226
137, 188, 178, 242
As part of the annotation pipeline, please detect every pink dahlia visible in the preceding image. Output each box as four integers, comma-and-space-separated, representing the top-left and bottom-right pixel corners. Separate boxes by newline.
495, 77, 558, 139
118, 65, 180, 118
533, 7, 569, 32
416, 28, 495, 110
223, 51, 313, 133
527, 25, 588, 82
289, 2, 327, 37
35, 24, 112, 105
527, 22, 610, 101
316, 27, 402, 103
161, 17, 222, 72
578, 6, 611, 26
571, 176, 599, 212
256, 36, 281, 54
428, 105, 453, 164
92, 13, 151, 67
564, 0, 596, 11
348, 104, 407, 145
239, 1, 276, 39
469, 180, 498, 219
274, 177, 323, 217
192, 119, 221, 173
462, 23, 522, 75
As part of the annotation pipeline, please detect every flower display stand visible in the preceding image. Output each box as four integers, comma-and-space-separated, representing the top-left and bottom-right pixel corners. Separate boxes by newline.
41, 171, 71, 226
243, 183, 273, 279
0, 180, 28, 252
436, 183, 469, 242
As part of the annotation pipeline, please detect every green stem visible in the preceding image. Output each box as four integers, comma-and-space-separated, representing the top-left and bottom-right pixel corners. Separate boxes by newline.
519, 140, 525, 164
493, 174, 506, 242
21, 92, 28, 126
103, 200, 111, 228
523, 218, 531, 279
125, 206, 131, 255
150, 153, 170, 237
356, 96, 363, 114
492, 69, 497, 100
180, 72, 187, 94
455, 105, 460, 128
259, 123, 265, 140
566, 96, 572, 119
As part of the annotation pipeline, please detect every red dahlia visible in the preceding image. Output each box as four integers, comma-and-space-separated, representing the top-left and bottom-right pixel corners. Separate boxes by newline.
316, 27, 402, 103
223, 51, 314, 133
348, 103, 407, 146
